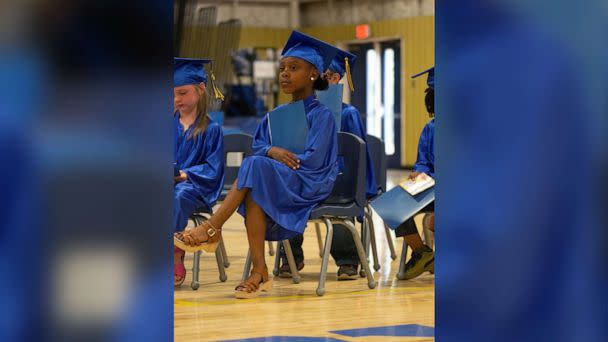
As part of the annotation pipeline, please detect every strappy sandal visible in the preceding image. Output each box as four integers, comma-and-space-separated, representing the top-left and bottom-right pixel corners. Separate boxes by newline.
173, 220, 221, 253
235, 269, 273, 299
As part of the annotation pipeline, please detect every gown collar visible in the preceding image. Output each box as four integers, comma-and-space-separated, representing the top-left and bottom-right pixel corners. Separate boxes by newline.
303, 94, 317, 112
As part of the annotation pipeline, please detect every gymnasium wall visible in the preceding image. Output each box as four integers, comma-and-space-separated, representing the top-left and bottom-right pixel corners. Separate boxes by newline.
181, 16, 434, 167
302, 16, 434, 167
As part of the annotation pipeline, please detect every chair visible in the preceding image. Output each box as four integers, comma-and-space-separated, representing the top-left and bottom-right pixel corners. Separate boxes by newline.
363, 135, 397, 275
219, 132, 254, 202
188, 207, 228, 290
243, 132, 377, 296
188, 132, 253, 290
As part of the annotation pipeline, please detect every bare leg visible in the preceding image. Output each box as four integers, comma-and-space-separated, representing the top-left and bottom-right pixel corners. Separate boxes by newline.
179, 180, 249, 246
425, 213, 435, 232
404, 233, 425, 252
236, 192, 270, 293
207, 180, 249, 229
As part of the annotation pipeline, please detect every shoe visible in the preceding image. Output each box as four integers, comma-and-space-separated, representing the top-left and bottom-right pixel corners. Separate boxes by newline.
279, 261, 304, 278
174, 248, 186, 287
401, 245, 434, 280
173, 221, 221, 253
235, 269, 273, 299
337, 264, 358, 280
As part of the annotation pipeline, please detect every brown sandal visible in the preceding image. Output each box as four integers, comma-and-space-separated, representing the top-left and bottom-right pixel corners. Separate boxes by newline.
235, 269, 273, 299
174, 220, 221, 253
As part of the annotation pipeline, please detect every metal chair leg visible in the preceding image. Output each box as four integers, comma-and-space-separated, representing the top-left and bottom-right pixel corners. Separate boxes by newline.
220, 238, 230, 268
360, 216, 369, 278
190, 214, 228, 287
397, 238, 409, 280
283, 240, 301, 284
315, 222, 324, 258
189, 214, 206, 290
385, 224, 397, 260
343, 219, 376, 290
242, 249, 252, 282
316, 218, 334, 296
191, 251, 201, 290
273, 242, 281, 276
215, 245, 227, 282
365, 209, 380, 272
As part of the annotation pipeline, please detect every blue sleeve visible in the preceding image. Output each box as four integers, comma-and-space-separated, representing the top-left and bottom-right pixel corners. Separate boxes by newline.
413, 124, 433, 176
296, 108, 337, 170
340, 106, 366, 139
252, 114, 272, 157
183, 124, 225, 193
341, 105, 378, 197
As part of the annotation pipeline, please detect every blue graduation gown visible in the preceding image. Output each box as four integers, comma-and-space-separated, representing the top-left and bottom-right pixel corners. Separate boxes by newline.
237, 95, 339, 241
413, 118, 435, 178
173, 114, 225, 232
340, 103, 378, 198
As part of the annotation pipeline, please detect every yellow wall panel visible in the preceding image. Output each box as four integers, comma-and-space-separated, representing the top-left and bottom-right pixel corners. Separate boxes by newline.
302, 17, 434, 166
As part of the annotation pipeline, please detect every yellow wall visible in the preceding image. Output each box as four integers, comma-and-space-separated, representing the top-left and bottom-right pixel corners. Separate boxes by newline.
238, 27, 291, 50
234, 17, 434, 166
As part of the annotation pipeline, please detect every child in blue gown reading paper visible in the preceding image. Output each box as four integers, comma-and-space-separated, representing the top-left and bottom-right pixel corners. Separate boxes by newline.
174, 31, 340, 298
395, 66, 436, 280
173, 58, 225, 286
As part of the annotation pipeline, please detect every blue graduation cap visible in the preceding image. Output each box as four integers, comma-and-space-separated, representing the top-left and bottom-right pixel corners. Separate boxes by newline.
411, 66, 434, 89
328, 48, 357, 92
174, 57, 224, 100
281, 31, 339, 75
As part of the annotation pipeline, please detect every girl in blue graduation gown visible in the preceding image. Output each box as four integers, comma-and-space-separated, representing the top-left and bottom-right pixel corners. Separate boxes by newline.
395, 67, 436, 280
174, 31, 340, 298
279, 49, 378, 279
173, 58, 225, 286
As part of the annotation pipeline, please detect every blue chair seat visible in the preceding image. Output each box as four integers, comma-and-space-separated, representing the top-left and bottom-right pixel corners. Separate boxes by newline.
310, 201, 361, 219
322, 194, 355, 205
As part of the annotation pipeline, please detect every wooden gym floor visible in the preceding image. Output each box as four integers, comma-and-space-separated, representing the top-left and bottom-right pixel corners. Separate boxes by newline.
174, 170, 435, 342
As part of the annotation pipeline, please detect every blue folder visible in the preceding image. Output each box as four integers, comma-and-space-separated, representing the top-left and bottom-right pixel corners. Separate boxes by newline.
370, 186, 435, 229
316, 83, 343, 131
268, 100, 309, 154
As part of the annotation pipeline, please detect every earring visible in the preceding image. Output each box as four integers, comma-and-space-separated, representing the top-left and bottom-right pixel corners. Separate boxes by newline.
311, 77, 315, 81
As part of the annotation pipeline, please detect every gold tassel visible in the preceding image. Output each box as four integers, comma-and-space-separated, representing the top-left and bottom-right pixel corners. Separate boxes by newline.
344, 57, 355, 92
210, 70, 225, 101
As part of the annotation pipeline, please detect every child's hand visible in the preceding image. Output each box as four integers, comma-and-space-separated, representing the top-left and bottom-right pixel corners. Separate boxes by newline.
408, 171, 421, 180
174, 170, 188, 182
268, 147, 300, 170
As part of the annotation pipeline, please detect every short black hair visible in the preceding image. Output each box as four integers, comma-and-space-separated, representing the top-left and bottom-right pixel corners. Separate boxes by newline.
424, 87, 434, 114
313, 76, 329, 91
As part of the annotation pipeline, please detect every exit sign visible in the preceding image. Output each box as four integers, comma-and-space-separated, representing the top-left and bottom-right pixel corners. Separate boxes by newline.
355, 24, 370, 40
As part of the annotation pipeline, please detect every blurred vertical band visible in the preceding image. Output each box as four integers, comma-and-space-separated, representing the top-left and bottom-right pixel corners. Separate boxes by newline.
436, 1, 607, 341
1, 0, 173, 341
